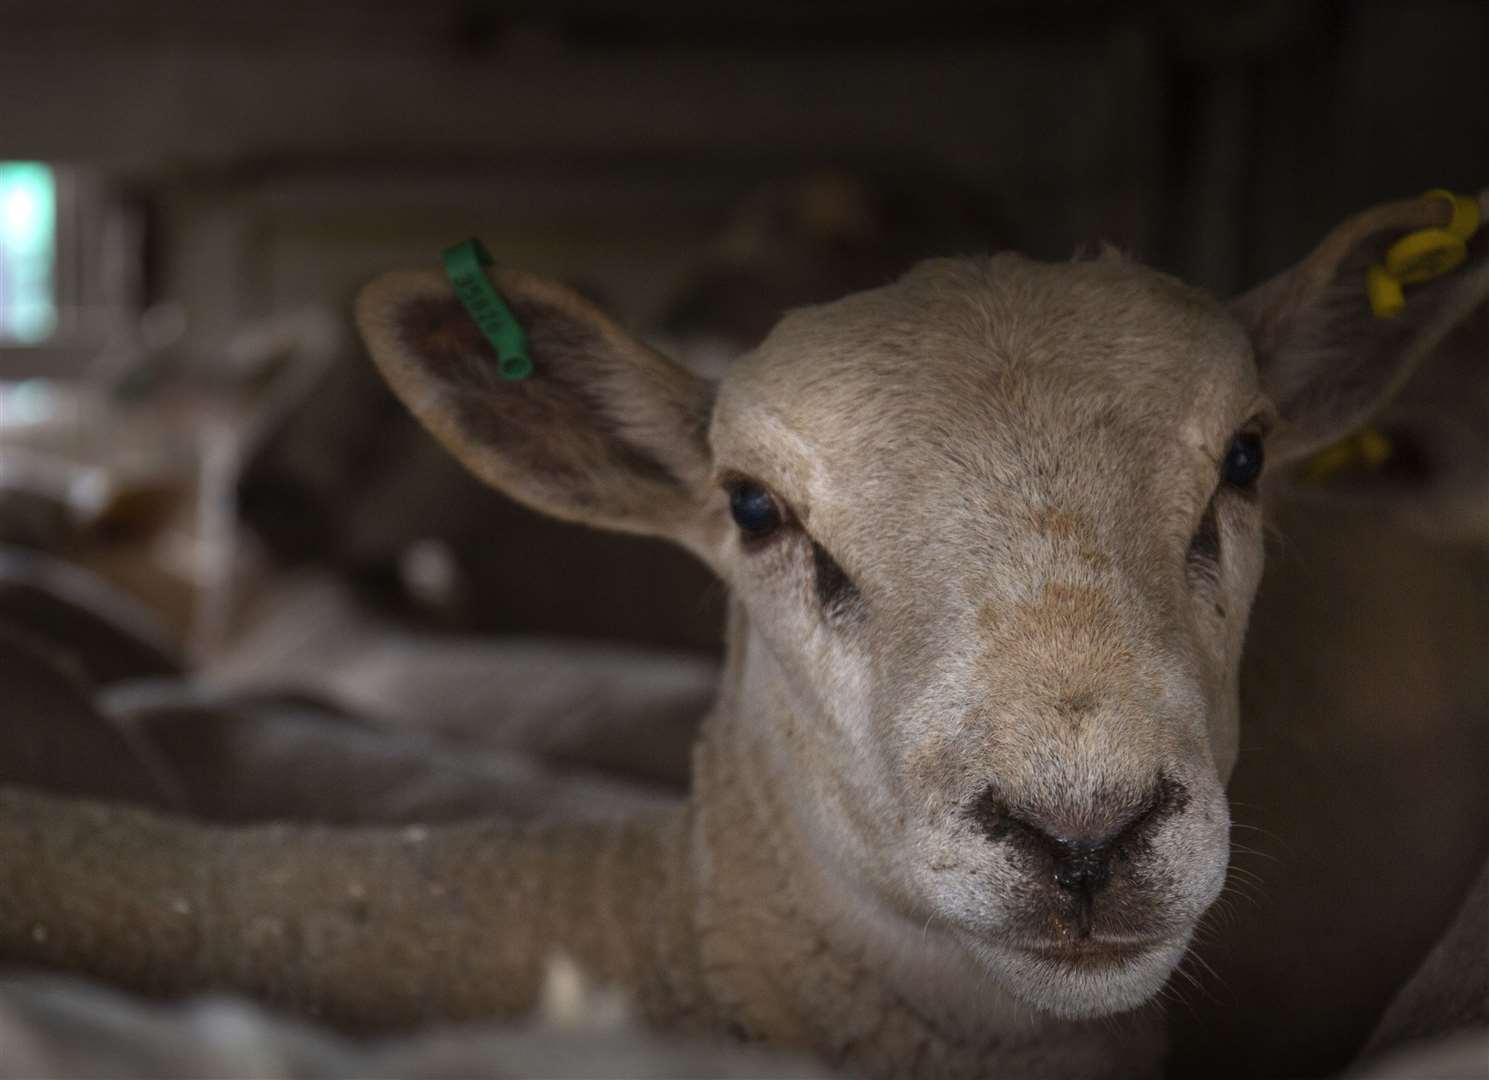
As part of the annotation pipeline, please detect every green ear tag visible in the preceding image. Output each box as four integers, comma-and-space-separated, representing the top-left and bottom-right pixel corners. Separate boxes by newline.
442, 239, 533, 381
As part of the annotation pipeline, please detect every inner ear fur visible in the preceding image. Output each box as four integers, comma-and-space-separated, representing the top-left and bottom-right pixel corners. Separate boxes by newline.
356, 267, 720, 552
1232, 188, 1489, 464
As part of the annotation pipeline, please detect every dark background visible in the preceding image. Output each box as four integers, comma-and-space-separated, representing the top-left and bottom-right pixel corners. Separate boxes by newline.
6, 0, 1484, 650
3, 0, 1486, 312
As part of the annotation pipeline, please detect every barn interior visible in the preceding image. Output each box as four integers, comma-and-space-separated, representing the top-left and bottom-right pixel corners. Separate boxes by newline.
0, 1, 1486, 1076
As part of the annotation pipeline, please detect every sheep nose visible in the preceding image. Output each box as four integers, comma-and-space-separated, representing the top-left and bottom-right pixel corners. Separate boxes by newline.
1015, 780, 1179, 897
968, 776, 1187, 899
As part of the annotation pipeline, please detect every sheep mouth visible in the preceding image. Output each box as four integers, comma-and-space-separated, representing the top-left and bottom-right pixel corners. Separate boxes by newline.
967, 930, 1190, 1018
1019, 936, 1167, 970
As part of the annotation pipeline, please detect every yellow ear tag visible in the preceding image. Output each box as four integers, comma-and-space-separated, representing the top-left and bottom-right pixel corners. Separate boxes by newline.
1365, 189, 1481, 318
1355, 428, 1394, 468
1305, 428, 1395, 483
1384, 228, 1468, 284
1366, 263, 1406, 317
1425, 187, 1482, 240
1306, 441, 1358, 482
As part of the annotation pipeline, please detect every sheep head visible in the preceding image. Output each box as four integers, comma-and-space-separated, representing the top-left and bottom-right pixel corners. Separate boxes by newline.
356, 188, 1488, 1021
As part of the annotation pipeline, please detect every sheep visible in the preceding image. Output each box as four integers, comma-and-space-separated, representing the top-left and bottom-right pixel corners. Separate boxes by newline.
1357, 852, 1489, 1065
0, 556, 680, 828
1347, 1031, 1489, 1080
204, 571, 716, 788
0, 544, 182, 686
0, 626, 175, 811
0, 189, 1485, 1080
99, 679, 681, 826
1166, 460, 1489, 1074
0, 961, 829, 1079
1165, 264, 1489, 1075
1344, 854, 1489, 1079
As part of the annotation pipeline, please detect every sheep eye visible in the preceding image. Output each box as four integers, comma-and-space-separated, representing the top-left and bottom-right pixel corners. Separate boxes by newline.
729, 482, 782, 538
1222, 432, 1264, 489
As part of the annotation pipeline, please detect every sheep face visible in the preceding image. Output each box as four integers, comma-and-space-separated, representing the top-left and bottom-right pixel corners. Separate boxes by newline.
707, 254, 1255, 1018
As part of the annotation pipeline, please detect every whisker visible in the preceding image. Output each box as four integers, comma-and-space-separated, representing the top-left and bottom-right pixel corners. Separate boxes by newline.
1222, 883, 1263, 907
1182, 947, 1226, 991
1224, 859, 1269, 883
1166, 961, 1221, 1011
1228, 843, 1283, 867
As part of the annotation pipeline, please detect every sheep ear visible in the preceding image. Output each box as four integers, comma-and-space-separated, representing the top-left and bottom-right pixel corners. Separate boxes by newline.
1273, 304, 1489, 542
355, 267, 719, 554
1232, 189, 1489, 465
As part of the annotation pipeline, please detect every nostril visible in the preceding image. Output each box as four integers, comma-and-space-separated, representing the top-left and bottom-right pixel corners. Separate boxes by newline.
971, 807, 1124, 897
966, 774, 1190, 895
1050, 840, 1113, 895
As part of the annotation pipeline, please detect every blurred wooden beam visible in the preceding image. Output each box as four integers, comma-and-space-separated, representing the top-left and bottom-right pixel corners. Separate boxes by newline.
0, 29, 1154, 190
